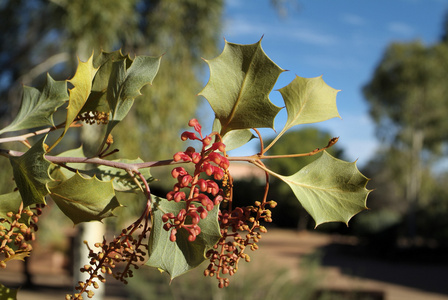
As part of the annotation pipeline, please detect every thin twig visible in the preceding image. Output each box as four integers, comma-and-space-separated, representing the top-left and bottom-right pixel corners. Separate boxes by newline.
0, 122, 81, 144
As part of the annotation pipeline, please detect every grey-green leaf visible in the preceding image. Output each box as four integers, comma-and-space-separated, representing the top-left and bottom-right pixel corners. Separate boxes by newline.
146, 196, 221, 279
49, 173, 121, 224
0, 74, 68, 135
9, 137, 53, 207
279, 75, 341, 131
277, 151, 370, 227
102, 55, 162, 143
199, 39, 283, 134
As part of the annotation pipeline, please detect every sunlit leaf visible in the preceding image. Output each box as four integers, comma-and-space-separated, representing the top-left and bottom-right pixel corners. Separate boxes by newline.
199, 39, 283, 134
277, 151, 370, 226
0, 74, 68, 135
146, 196, 221, 279
66, 55, 98, 130
9, 137, 53, 207
49, 55, 98, 151
49, 173, 121, 224
279, 75, 341, 131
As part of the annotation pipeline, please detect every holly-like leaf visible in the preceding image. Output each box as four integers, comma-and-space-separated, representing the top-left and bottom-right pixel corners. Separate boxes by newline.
9, 137, 53, 207
80, 50, 131, 114
48, 55, 98, 151
0, 74, 68, 135
199, 39, 283, 134
66, 55, 98, 130
0, 283, 18, 300
146, 196, 221, 280
49, 173, 120, 224
104, 55, 162, 137
279, 75, 341, 131
277, 151, 370, 227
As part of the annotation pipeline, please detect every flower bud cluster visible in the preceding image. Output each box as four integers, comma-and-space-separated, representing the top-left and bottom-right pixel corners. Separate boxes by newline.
163, 119, 229, 243
0, 203, 43, 269
77, 111, 109, 125
68, 221, 150, 300
204, 199, 277, 287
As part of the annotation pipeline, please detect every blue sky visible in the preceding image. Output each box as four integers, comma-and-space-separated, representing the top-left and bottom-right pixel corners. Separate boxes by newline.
206, 0, 448, 167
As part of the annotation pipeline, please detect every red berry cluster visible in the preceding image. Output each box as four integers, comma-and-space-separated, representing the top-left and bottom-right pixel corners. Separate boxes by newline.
163, 119, 229, 243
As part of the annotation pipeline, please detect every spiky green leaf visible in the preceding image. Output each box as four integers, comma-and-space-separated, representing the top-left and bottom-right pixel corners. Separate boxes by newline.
49, 173, 120, 224
104, 55, 161, 136
9, 138, 53, 207
279, 75, 341, 131
49, 55, 98, 151
0, 74, 68, 135
199, 39, 283, 134
146, 196, 221, 279
277, 151, 370, 227
80, 50, 130, 114
66, 55, 98, 131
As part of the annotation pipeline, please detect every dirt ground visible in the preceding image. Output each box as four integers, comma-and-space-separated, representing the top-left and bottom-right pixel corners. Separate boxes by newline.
1, 229, 447, 300
259, 229, 448, 300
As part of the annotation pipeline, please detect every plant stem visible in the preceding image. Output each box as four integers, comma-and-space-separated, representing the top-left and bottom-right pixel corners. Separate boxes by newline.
0, 148, 182, 171
0, 122, 80, 144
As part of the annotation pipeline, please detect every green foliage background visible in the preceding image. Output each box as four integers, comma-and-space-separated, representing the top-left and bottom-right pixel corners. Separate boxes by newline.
360, 16, 448, 247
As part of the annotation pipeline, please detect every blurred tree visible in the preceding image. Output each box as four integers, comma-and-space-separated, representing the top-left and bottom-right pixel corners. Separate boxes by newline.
0, 0, 223, 160
264, 127, 344, 229
0, 0, 224, 291
363, 35, 448, 241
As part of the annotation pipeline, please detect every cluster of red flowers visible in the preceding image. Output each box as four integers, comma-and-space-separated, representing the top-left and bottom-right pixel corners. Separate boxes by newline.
165, 119, 276, 288
163, 119, 229, 243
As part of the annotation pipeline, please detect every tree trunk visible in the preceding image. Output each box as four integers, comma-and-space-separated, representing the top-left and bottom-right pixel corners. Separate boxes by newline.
406, 129, 424, 244
73, 222, 105, 299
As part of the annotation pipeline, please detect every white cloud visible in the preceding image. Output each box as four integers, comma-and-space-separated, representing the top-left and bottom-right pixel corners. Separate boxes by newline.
388, 22, 415, 36
224, 18, 266, 37
290, 28, 339, 46
225, 17, 339, 47
340, 13, 367, 26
